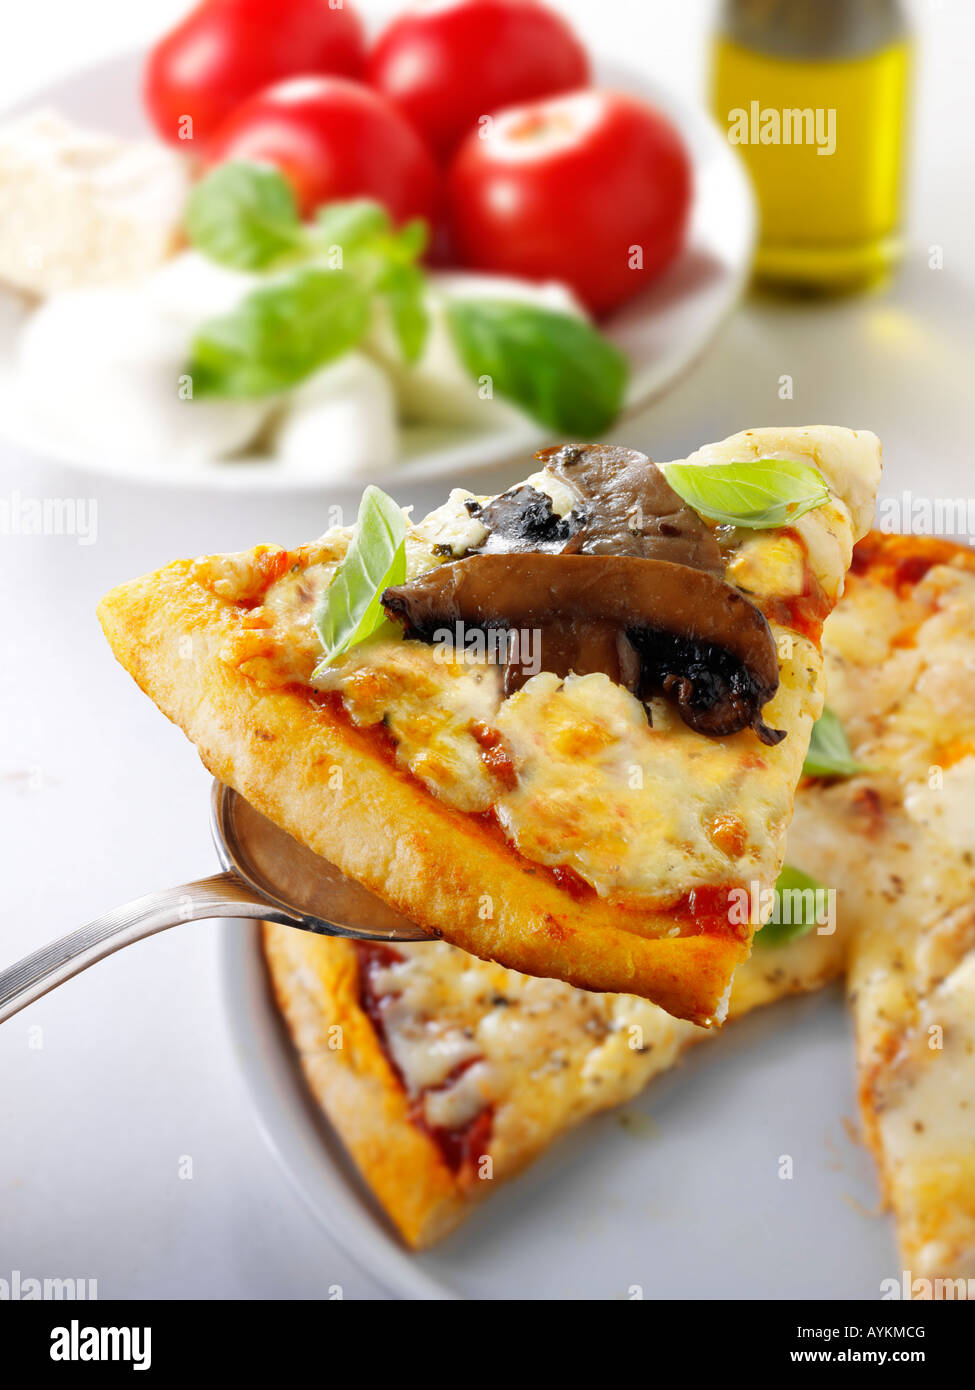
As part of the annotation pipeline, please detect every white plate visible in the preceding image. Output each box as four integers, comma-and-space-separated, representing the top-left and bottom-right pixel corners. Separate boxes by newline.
221, 921, 898, 1300
0, 52, 755, 492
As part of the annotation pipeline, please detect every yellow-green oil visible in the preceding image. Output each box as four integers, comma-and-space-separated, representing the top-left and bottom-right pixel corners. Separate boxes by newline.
712, 36, 911, 291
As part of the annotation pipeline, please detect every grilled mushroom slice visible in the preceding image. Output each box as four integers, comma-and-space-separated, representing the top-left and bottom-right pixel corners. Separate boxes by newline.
467, 444, 726, 572
383, 552, 785, 744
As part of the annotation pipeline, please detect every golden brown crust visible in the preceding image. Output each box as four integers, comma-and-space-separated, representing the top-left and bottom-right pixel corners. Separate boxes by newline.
261, 925, 470, 1248
97, 560, 746, 1024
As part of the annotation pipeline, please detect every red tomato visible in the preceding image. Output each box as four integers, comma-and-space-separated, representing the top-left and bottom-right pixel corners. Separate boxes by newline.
447, 89, 692, 315
144, 0, 366, 145
368, 0, 589, 161
205, 77, 441, 224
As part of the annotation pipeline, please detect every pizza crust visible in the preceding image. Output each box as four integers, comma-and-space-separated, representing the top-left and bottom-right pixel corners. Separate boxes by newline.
261, 926, 470, 1248
98, 560, 748, 1024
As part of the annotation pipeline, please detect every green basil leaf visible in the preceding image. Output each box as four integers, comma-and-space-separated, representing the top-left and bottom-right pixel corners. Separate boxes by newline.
803, 706, 871, 779
188, 267, 371, 398
313, 199, 392, 256
756, 866, 829, 948
664, 458, 831, 529
383, 263, 430, 365
312, 486, 407, 672
185, 161, 302, 271
393, 218, 429, 263
446, 300, 628, 436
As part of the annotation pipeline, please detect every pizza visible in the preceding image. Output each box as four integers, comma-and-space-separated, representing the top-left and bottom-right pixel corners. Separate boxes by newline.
819, 535, 975, 1289
98, 426, 880, 1026
262, 533, 975, 1275
262, 530, 973, 1273
262, 914, 846, 1250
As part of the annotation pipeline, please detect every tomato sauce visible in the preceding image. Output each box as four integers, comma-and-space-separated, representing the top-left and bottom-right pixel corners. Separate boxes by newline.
759, 531, 831, 643
668, 884, 750, 942
353, 942, 494, 1175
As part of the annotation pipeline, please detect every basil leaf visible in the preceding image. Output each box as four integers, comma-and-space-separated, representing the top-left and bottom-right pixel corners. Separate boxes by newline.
664, 458, 830, 529
312, 486, 407, 672
446, 300, 628, 436
188, 267, 371, 398
756, 866, 828, 948
383, 263, 430, 365
803, 706, 870, 779
185, 161, 302, 271
393, 218, 429, 263
314, 199, 392, 256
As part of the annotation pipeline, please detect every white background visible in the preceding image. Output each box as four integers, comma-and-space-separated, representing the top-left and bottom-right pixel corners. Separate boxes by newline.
1, 0, 973, 1300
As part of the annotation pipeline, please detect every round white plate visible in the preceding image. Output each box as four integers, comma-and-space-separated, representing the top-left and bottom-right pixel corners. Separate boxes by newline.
221, 921, 899, 1300
0, 51, 754, 492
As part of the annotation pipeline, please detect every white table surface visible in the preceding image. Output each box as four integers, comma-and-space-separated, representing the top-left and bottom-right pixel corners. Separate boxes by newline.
1, 0, 973, 1300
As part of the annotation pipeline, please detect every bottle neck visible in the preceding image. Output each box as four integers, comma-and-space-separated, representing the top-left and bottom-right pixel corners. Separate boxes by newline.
718, 0, 906, 60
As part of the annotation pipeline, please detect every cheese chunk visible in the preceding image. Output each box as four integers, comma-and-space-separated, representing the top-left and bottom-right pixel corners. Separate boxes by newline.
0, 109, 188, 296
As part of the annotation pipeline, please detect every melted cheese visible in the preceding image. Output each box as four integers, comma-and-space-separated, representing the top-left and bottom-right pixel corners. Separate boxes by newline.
313, 636, 821, 901
256, 542, 974, 1272
315, 641, 503, 812
663, 425, 882, 603
494, 648, 820, 900
210, 427, 879, 908
343, 552, 975, 1268
349, 627, 890, 1169
363, 938, 698, 1170
802, 557, 975, 1283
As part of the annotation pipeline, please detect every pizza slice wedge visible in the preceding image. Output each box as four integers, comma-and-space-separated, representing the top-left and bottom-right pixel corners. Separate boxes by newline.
262, 900, 849, 1250
263, 533, 975, 1257
826, 536, 975, 1290
98, 426, 880, 1024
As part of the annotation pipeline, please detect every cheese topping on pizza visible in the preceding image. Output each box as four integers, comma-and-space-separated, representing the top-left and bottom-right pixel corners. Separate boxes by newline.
350, 884, 851, 1179
822, 541, 975, 1283
261, 535, 975, 1270
97, 425, 880, 1023
747, 535, 975, 1282
203, 426, 880, 911
357, 937, 697, 1173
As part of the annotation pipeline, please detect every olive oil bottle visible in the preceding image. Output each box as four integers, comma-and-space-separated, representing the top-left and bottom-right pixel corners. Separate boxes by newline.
711, 0, 911, 291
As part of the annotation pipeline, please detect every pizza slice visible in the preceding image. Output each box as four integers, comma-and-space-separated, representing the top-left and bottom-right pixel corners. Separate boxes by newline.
262, 904, 848, 1250
98, 426, 880, 1023
823, 535, 975, 1289
263, 533, 975, 1259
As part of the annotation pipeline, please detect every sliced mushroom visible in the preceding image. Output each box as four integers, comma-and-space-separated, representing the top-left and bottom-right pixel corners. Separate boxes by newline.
383, 552, 784, 744
535, 443, 725, 571
466, 444, 726, 573
466, 485, 575, 553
